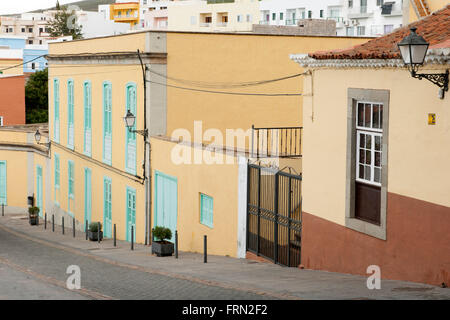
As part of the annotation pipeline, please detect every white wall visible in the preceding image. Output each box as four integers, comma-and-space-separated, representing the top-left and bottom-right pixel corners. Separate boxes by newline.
76, 11, 130, 38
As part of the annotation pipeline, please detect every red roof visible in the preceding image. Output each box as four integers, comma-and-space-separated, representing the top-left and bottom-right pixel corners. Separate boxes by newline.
309, 5, 450, 60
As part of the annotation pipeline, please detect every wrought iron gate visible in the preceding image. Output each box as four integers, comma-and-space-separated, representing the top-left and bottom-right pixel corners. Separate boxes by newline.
246, 164, 302, 267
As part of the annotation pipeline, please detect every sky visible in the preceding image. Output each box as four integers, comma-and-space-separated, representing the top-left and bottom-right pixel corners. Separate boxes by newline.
0, 0, 74, 15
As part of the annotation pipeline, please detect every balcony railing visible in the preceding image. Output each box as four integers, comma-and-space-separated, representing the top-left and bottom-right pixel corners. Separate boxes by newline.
251, 126, 303, 159
216, 22, 228, 27
259, 20, 270, 25
285, 19, 299, 26
200, 22, 212, 27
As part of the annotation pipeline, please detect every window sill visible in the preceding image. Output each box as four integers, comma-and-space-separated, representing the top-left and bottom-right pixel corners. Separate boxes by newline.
345, 216, 386, 240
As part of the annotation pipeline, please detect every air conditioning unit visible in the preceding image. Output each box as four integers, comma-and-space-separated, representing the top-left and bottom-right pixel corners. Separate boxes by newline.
352, 19, 359, 26
344, 20, 350, 26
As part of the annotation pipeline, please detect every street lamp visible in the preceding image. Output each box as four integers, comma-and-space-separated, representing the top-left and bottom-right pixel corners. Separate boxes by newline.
398, 27, 449, 99
34, 129, 50, 147
123, 110, 148, 137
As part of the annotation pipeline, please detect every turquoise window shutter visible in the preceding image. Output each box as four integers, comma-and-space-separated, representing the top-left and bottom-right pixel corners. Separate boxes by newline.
54, 154, 60, 205
200, 194, 213, 228
84, 168, 92, 228
68, 160, 74, 215
0, 161, 7, 205
125, 83, 137, 175
103, 177, 112, 238
67, 80, 74, 149
84, 81, 92, 156
126, 187, 136, 242
103, 82, 112, 165
54, 79, 60, 143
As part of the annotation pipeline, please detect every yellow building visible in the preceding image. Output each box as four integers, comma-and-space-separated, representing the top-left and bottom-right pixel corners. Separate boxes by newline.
110, 1, 141, 28
42, 30, 369, 259
0, 125, 50, 217
291, 5, 450, 285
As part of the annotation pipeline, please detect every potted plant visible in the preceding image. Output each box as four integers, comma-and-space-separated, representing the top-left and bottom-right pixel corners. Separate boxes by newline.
28, 206, 39, 225
152, 226, 174, 257
88, 222, 103, 241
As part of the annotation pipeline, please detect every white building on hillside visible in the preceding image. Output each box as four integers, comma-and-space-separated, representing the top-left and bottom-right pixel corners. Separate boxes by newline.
259, 0, 406, 36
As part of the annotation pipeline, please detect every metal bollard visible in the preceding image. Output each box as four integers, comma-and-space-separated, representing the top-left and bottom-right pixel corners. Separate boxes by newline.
52, 215, 54, 232
175, 230, 178, 259
97, 222, 101, 243
131, 226, 134, 251
204, 235, 207, 264
114, 224, 116, 247
1, 203, 4, 216
85, 220, 88, 240
44, 213, 47, 230
62, 217, 64, 235
73, 217, 75, 238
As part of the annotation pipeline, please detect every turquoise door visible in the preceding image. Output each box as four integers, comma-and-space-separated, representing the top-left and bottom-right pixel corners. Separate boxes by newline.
126, 187, 136, 242
103, 177, 112, 238
0, 161, 7, 206
84, 168, 92, 229
36, 166, 43, 217
154, 171, 177, 242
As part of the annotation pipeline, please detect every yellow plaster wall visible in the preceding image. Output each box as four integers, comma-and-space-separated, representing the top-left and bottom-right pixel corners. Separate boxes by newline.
301, 66, 450, 226
165, 33, 371, 148
0, 59, 24, 75
150, 137, 240, 257
0, 149, 28, 208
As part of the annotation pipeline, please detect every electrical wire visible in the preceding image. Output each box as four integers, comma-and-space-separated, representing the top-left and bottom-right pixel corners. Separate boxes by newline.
146, 80, 302, 96
0, 55, 46, 72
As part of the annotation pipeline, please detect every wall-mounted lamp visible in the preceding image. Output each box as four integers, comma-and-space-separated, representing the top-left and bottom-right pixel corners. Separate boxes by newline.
34, 129, 50, 147
123, 110, 148, 138
398, 27, 449, 99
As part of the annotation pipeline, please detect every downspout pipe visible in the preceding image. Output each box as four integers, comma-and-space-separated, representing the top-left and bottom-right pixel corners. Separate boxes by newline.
137, 49, 151, 246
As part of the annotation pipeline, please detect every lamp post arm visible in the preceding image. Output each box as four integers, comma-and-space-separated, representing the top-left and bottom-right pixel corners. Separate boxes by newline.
411, 69, 449, 92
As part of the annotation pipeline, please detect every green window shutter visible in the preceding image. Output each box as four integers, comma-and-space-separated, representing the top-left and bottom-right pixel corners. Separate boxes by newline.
54, 79, 60, 143
0, 161, 7, 205
200, 194, 213, 228
84, 168, 92, 227
67, 80, 74, 149
103, 82, 112, 165
125, 83, 137, 175
54, 154, 60, 188
84, 81, 92, 156
68, 161, 74, 198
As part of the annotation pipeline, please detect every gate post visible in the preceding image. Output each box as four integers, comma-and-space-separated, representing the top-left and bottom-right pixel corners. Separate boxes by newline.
273, 171, 279, 264
257, 166, 261, 256
287, 176, 292, 267
246, 165, 250, 252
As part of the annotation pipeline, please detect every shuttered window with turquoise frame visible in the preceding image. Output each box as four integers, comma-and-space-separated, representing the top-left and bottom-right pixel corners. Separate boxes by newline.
200, 193, 213, 228
68, 160, 74, 216
125, 82, 137, 175
103, 81, 112, 165
54, 153, 60, 205
84, 81, 92, 156
67, 79, 74, 149
53, 78, 60, 143
0, 161, 7, 205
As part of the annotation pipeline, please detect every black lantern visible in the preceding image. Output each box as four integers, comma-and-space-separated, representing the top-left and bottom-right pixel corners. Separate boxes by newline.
123, 110, 136, 129
34, 129, 41, 143
123, 110, 148, 137
398, 27, 448, 99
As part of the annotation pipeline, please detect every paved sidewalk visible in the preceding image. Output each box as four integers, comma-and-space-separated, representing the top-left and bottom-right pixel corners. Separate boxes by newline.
1, 211, 449, 300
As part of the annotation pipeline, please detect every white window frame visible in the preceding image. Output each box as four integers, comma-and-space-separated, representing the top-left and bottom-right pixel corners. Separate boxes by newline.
355, 101, 383, 187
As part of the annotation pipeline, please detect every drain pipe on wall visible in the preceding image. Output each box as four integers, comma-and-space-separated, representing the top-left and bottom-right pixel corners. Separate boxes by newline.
137, 50, 151, 246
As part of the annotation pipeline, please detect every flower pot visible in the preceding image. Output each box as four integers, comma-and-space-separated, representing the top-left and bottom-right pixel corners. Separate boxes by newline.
88, 230, 103, 241
152, 241, 174, 257
29, 216, 39, 226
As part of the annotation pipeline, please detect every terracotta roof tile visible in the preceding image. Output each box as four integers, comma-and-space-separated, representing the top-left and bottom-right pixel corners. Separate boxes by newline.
309, 5, 450, 60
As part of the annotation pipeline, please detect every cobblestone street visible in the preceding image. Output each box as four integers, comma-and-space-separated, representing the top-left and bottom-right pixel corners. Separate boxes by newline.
0, 213, 449, 300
